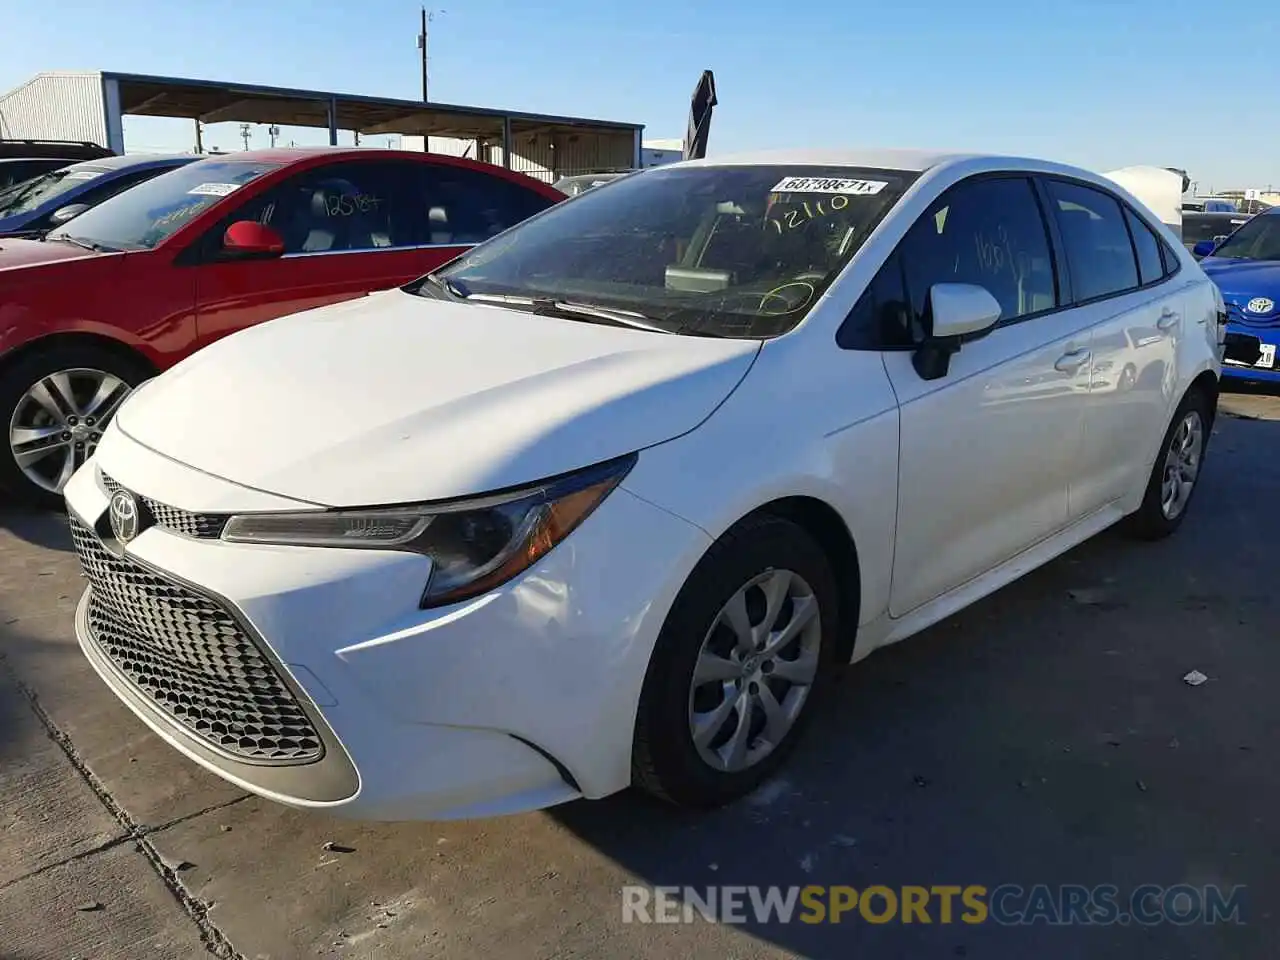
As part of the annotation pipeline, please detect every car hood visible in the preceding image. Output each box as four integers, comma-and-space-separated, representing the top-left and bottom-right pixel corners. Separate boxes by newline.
0, 236, 100, 271
1200, 257, 1280, 299
116, 289, 761, 506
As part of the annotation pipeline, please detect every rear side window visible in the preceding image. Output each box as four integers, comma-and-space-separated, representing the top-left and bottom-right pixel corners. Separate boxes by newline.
1045, 181, 1139, 302
1124, 206, 1166, 285
899, 176, 1057, 326
409, 163, 557, 246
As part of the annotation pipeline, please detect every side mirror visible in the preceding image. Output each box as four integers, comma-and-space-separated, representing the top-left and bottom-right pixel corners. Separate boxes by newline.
48, 203, 90, 226
912, 283, 1002, 381
221, 220, 285, 259
1192, 240, 1217, 259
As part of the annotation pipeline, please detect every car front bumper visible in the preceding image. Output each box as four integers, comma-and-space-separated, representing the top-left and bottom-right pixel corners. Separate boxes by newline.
1222, 322, 1280, 384
64, 429, 711, 821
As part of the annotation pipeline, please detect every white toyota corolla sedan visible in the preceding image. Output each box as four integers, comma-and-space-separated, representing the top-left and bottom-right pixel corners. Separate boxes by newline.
64, 149, 1225, 820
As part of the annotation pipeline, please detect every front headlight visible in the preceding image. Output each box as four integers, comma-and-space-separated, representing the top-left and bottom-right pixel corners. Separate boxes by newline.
221, 453, 637, 608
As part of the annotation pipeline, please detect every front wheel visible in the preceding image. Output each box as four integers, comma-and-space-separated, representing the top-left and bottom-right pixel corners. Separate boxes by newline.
631, 514, 839, 808
1, 344, 148, 509
1122, 387, 1211, 540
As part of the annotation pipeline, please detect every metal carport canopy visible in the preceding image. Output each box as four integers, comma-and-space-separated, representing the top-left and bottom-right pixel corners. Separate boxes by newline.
104, 71, 644, 167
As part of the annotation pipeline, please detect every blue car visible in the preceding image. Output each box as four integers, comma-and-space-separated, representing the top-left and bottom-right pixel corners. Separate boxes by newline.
1195, 207, 1280, 384
0, 153, 197, 238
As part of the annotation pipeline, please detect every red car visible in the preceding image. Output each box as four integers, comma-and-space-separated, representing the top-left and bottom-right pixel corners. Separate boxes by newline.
0, 147, 564, 506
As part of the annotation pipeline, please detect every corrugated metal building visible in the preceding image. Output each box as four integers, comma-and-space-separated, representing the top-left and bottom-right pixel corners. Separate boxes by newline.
0, 72, 115, 145
0, 71, 644, 182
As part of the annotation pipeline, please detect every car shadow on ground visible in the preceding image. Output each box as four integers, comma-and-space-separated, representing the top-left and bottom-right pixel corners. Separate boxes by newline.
547, 418, 1280, 958
0, 506, 71, 553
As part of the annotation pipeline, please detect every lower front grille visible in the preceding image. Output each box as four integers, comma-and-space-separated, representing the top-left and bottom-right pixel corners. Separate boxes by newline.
70, 515, 323, 764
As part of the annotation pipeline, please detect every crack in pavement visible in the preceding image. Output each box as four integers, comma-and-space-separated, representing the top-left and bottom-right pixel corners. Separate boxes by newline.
0, 794, 252, 893
0, 651, 248, 960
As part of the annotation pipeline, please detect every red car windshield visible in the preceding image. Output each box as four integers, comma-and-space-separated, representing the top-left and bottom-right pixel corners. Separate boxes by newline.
45, 159, 280, 252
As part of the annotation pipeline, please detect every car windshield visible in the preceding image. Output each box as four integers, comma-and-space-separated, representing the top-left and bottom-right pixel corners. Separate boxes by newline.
1209, 214, 1280, 261
44, 159, 280, 252
1183, 214, 1250, 246
0, 165, 107, 216
429, 164, 917, 338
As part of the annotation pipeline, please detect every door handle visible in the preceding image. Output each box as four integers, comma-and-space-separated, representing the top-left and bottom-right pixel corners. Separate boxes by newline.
1158, 308, 1180, 331
1054, 349, 1091, 373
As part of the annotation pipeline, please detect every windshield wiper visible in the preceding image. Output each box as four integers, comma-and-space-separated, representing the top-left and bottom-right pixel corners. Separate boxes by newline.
49, 235, 114, 253
463, 293, 675, 334
418, 273, 470, 299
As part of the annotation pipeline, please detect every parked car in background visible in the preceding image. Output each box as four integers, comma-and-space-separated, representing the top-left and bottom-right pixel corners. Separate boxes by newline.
0, 139, 114, 162
0, 154, 198, 238
1182, 197, 1238, 213
1195, 206, 1280, 384
0, 147, 564, 505
63, 149, 1222, 820
552, 171, 628, 197
1183, 210, 1252, 256
0, 140, 115, 190
0, 157, 76, 192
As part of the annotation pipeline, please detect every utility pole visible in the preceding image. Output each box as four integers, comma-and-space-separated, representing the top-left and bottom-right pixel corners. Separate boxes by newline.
417, 8, 445, 102
268, 124, 280, 148
239, 123, 251, 151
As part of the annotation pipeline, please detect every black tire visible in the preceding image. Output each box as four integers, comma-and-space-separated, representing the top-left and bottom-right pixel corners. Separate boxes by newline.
1121, 387, 1212, 541
0, 342, 150, 510
631, 513, 840, 808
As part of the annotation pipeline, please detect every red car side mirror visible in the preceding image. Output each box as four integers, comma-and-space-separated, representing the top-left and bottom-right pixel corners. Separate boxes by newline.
222, 220, 285, 258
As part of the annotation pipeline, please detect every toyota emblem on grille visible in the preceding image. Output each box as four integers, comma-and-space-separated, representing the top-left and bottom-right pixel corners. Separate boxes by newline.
108, 489, 140, 544
1246, 297, 1275, 315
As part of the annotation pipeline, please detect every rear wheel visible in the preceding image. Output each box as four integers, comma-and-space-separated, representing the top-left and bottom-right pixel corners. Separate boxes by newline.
1122, 387, 1211, 540
632, 514, 839, 808
1, 344, 148, 509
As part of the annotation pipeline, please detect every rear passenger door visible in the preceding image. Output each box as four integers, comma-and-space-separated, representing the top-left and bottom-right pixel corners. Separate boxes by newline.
877, 175, 1091, 618
1040, 178, 1186, 517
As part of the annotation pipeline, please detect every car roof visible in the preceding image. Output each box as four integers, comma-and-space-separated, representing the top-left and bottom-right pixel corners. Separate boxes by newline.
677, 148, 983, 172
0, 156, 69, 165
218, 146, 497, 164
67, 153, 195, 173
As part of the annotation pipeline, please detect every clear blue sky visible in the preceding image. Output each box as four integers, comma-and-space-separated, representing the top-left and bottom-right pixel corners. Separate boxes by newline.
2, 0, 1276, 191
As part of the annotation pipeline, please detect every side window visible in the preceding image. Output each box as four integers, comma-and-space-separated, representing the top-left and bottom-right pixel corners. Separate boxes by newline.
1045, 181, 1140, 302
1124, 206, 1166, 286
407, 164, 556, 246
899, 176, 1057, 327
839, 253, 915, 349
229, 161, 418, 254
1160, 238, 1182, 276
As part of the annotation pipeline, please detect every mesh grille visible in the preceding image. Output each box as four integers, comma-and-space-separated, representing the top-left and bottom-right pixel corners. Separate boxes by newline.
99, 472, 229, 538
70, 514, 323, 764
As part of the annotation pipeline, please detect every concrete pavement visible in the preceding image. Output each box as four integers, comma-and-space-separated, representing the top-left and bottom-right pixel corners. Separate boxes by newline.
2, 391, 1278, 959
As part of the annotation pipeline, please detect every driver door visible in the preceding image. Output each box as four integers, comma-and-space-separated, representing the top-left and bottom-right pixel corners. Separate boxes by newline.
880, 175, 1092, 617
190, 160, 437, 351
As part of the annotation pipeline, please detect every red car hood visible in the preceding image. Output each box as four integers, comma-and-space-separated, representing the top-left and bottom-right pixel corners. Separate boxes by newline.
0, 237, 102, 273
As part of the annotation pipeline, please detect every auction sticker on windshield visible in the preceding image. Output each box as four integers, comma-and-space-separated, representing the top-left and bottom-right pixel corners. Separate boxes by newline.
187, 182, 242, 197
770, 177, 888, 195
64, 171, 104, 181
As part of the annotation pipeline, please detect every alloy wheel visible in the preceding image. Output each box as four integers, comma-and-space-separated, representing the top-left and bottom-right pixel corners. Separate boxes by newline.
687, 568, 823, 773
8, 368, 131, 494
1160, 409, 1203, 520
